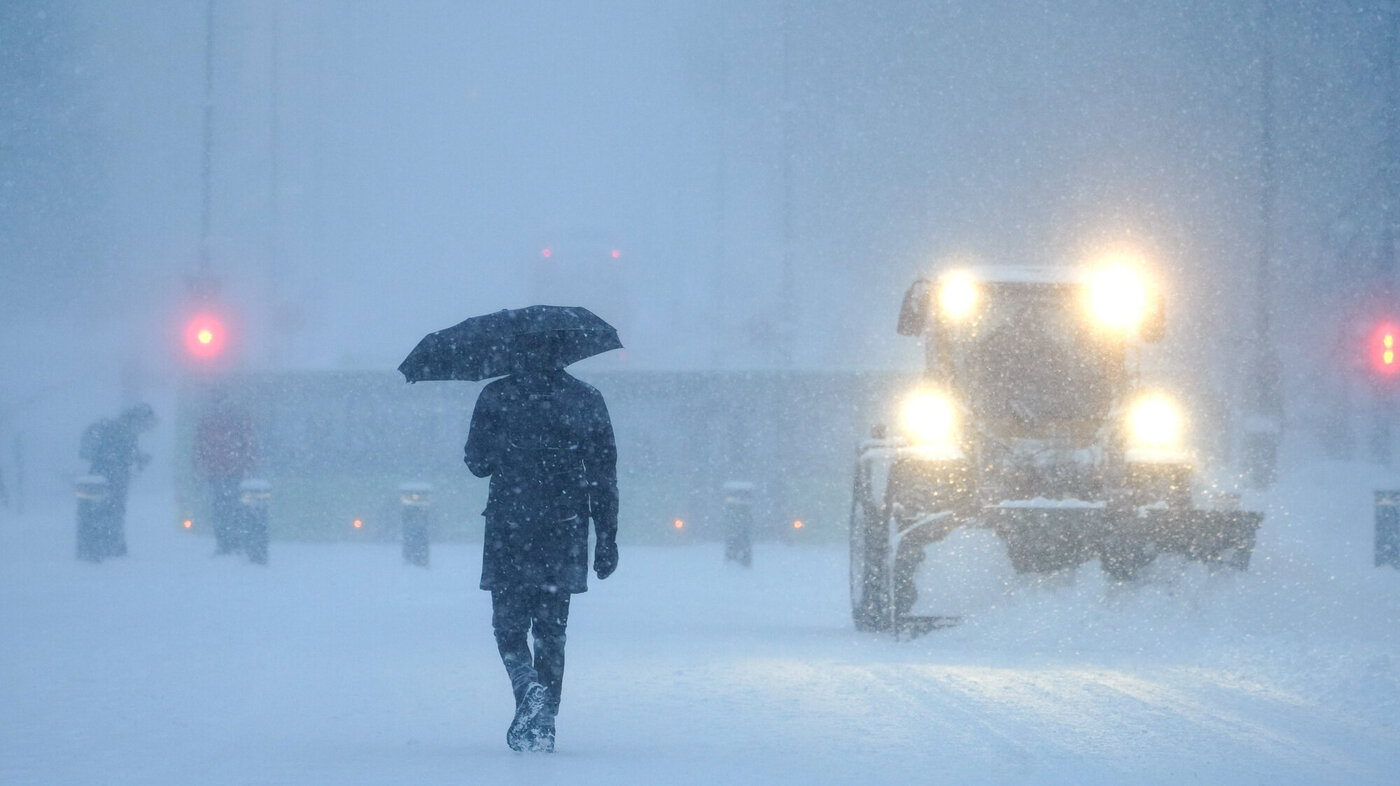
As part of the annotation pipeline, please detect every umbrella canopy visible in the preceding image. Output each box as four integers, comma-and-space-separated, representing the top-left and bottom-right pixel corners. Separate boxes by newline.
398, 305, 622, 382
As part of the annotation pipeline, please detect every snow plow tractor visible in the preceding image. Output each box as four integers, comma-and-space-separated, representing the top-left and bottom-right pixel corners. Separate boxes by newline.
850, 262, 1262, 632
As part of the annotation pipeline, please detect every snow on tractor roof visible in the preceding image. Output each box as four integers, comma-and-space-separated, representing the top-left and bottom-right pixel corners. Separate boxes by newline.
935, 265, 1086, 285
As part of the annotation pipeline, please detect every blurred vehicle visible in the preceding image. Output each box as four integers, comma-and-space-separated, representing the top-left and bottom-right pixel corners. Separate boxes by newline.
850, 259, 1263, 632
173, 372, 477, 542
173, 369, 871, 545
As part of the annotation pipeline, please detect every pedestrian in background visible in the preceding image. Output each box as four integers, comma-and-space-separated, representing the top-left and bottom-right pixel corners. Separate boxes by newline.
78, 403, 156, 560
193, 387, 258, 557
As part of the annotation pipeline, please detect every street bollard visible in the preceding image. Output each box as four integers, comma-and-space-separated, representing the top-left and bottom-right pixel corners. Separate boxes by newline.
399, 482, 432, 567
722, 481, 754, 567
238, 479, 271, 565
1376, 490, 1400, 569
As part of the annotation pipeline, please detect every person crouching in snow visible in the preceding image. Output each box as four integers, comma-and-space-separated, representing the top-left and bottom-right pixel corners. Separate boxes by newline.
464, 365, 618, 753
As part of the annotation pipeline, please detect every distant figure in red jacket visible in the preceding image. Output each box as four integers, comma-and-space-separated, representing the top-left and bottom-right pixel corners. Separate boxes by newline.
193, 388, 258, 556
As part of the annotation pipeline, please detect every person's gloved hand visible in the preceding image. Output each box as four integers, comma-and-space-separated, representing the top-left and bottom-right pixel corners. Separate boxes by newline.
594, 540, 618, 580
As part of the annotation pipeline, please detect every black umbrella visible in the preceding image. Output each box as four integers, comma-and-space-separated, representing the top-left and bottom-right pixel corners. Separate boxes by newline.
398, 305, 622, 382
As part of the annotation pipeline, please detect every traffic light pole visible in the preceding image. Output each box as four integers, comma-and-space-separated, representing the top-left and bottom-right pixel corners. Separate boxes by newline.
199, 0, 214, 276
182, 0, 228, 367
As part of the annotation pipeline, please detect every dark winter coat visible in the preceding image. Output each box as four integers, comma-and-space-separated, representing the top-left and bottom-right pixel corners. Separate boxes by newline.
193, 405, 258, 480
464, 370, 618, 593
81, 417, 145, 495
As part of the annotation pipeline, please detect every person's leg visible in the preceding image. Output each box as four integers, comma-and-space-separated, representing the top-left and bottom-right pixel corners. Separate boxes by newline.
491, 587, 538, 706
495, 587, 551, 751
525, 589, 570, 751
530, 589, 572, 717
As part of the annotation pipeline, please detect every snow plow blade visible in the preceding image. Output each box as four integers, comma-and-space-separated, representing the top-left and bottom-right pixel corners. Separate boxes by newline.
1127, 508, 1261, 568
985, 506, 1262, 575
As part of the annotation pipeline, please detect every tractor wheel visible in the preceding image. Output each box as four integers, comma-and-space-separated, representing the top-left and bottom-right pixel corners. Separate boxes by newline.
849, 491, 892, 632
883, 459, 972, 619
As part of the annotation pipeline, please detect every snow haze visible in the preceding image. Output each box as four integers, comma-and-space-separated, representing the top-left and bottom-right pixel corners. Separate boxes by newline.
6, 1, 1392, 376
3, 2, 1400, 783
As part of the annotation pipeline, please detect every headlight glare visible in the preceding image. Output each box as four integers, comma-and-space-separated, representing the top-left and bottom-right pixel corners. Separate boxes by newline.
1085, 265, 1149, 333
937, 272, 979, 322
1127, 394, 1183, 449
901, 390, 958, 446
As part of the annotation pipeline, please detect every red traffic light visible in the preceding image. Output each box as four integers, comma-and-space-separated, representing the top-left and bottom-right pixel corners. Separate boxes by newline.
183, 312, 227, 360
1370, 322, 1400, 377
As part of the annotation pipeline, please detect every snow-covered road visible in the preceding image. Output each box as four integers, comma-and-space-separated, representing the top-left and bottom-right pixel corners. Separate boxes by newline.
3, 463, 1399, 785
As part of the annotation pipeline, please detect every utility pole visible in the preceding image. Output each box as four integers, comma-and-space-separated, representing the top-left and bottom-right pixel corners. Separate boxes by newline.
711, 2, 730, 369
267, 2, 283, 368
1244, 0, 1282, 489
777, 0, 795, 370
1370, 0, 1400, 464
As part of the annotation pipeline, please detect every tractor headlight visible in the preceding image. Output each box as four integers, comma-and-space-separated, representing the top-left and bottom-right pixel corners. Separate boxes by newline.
1126, 393, 1183, 450
1085, 265, 1150, 334
936, 272, 980, 322
900, 390, 958, 446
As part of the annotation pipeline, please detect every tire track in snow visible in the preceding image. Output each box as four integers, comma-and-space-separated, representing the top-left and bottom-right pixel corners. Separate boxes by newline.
1085, 667, 1385, 779
710, 657, 1042, 783
924, 661, 1385, 779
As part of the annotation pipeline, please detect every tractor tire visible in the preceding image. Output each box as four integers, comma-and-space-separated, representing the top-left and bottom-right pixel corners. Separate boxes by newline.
883, 459, 971, 619
849, 494, 892, 632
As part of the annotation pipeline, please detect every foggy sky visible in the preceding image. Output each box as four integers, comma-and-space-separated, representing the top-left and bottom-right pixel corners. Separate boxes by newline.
1, 0, 1395, 460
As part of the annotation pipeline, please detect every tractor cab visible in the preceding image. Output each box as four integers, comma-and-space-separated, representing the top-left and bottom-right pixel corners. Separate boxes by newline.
898, 266, 1162, 440
850, 258, 1260, 634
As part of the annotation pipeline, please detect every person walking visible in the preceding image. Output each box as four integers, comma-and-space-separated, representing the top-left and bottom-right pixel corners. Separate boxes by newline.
78, 403, 156, 561
464, 366, 618, 753
399, 305, 623, 753
192, 389, 258, 557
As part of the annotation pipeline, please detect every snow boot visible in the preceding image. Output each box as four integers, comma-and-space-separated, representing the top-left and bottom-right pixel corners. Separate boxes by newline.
525, 713, 555, 753
506, 682, 547, 752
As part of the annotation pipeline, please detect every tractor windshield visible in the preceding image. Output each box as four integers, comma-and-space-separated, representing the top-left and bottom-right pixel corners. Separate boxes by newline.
950, 282, 1119, 430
